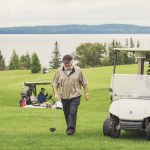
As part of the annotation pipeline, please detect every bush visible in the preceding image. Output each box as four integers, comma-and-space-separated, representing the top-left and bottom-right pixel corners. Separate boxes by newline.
101, 57, 111, 66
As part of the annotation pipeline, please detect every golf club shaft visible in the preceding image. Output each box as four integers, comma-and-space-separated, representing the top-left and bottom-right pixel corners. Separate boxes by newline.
51, 106, 56, 128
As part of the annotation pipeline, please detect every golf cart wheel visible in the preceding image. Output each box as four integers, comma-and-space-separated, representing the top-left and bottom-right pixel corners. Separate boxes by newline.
103, 117, 112, 136
110, 118, 121, 138
146, 123, 150, 140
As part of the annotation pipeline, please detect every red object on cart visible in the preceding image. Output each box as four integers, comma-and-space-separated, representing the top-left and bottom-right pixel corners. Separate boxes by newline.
21, 98, 26, 107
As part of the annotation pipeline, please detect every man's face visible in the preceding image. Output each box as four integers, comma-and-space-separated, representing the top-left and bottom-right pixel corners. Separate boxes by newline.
64, 63, 71, 68
41, 89, 45, 93
64, 61, 73, 69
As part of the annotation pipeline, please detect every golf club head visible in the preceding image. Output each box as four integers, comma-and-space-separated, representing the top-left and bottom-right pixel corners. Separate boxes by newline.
50, 128, 56, 132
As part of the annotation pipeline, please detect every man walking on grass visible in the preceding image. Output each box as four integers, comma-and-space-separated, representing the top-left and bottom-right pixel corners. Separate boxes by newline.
52, 54, 90, 135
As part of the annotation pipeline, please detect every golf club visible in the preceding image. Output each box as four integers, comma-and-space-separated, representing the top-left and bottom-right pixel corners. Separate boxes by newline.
49, 103, 57, 132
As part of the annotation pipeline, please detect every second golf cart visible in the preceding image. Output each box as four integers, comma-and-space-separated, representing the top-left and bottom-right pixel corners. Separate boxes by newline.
20, 81, 62, 109
103, 48, 150, 140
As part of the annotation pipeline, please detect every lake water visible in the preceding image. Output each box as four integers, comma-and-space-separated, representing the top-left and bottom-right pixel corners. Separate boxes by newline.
0, 34, 150, 67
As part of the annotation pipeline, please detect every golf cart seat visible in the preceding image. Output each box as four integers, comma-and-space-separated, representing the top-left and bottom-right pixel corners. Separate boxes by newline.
30, 95, 39, 104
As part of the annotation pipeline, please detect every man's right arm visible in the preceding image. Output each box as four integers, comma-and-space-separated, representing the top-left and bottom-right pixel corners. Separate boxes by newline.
52, 86, 59, 100
52, 70, 60, 101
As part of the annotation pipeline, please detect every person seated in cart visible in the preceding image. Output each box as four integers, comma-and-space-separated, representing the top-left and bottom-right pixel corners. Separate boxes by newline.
38, 88, 51, 107
38, 88, 48, 103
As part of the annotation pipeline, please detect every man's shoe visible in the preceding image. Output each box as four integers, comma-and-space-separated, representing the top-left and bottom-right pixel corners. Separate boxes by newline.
67, 129, 75, 135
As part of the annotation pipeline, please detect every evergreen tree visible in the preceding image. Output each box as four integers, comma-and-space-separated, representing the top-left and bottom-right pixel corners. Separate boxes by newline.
112, 39, 116, 48
137, 40, 140, 48
115, 41, 119, 47
109, 39, 119, 65
20, 53, 31, 70
118, 41, 122, 47
20, 55, 26, 70
130, 37, 134, 48
125, 39, 129, 48
50, 41, 61, 69
31, 53, 41, 73
26, 53, 31, 69
0, 50, 5, 70
9, 50, 20, 70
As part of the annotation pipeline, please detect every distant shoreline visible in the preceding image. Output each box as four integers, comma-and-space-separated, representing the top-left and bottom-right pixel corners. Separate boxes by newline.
1, 33, 150, 34
1, 24, 150, 34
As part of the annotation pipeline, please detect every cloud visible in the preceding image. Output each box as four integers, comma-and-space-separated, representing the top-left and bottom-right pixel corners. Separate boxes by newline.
0, 0, 150, 27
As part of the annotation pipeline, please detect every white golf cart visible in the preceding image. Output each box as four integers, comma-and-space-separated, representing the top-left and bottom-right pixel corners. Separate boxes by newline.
103, 48, 150, 140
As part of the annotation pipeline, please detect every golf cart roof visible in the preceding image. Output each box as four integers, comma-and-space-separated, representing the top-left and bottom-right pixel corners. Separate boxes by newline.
24, 81, 52, 86
113, 48, 150, 52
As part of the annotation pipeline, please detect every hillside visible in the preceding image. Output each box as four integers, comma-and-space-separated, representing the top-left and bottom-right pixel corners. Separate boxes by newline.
0, 24, 150, 34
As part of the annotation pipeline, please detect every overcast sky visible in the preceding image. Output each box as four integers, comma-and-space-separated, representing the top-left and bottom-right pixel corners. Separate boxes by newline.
0, 0, 150, 27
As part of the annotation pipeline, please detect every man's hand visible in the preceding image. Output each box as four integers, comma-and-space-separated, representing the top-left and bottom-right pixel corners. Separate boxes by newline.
83, 84, 90, 101
85, 94, 90, 101
55, 93, 60, 101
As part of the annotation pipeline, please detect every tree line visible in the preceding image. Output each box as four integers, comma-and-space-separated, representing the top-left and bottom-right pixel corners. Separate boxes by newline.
0, 38, 140, 72
0, 50, 41, 73
51, 38, 139, 68
73, 40, 136, 68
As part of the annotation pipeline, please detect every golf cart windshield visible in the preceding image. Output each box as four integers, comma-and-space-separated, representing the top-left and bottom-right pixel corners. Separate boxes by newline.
111, 74, 150, 100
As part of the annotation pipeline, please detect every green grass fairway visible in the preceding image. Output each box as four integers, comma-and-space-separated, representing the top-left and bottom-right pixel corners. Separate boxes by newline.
0, 64, 150, 150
